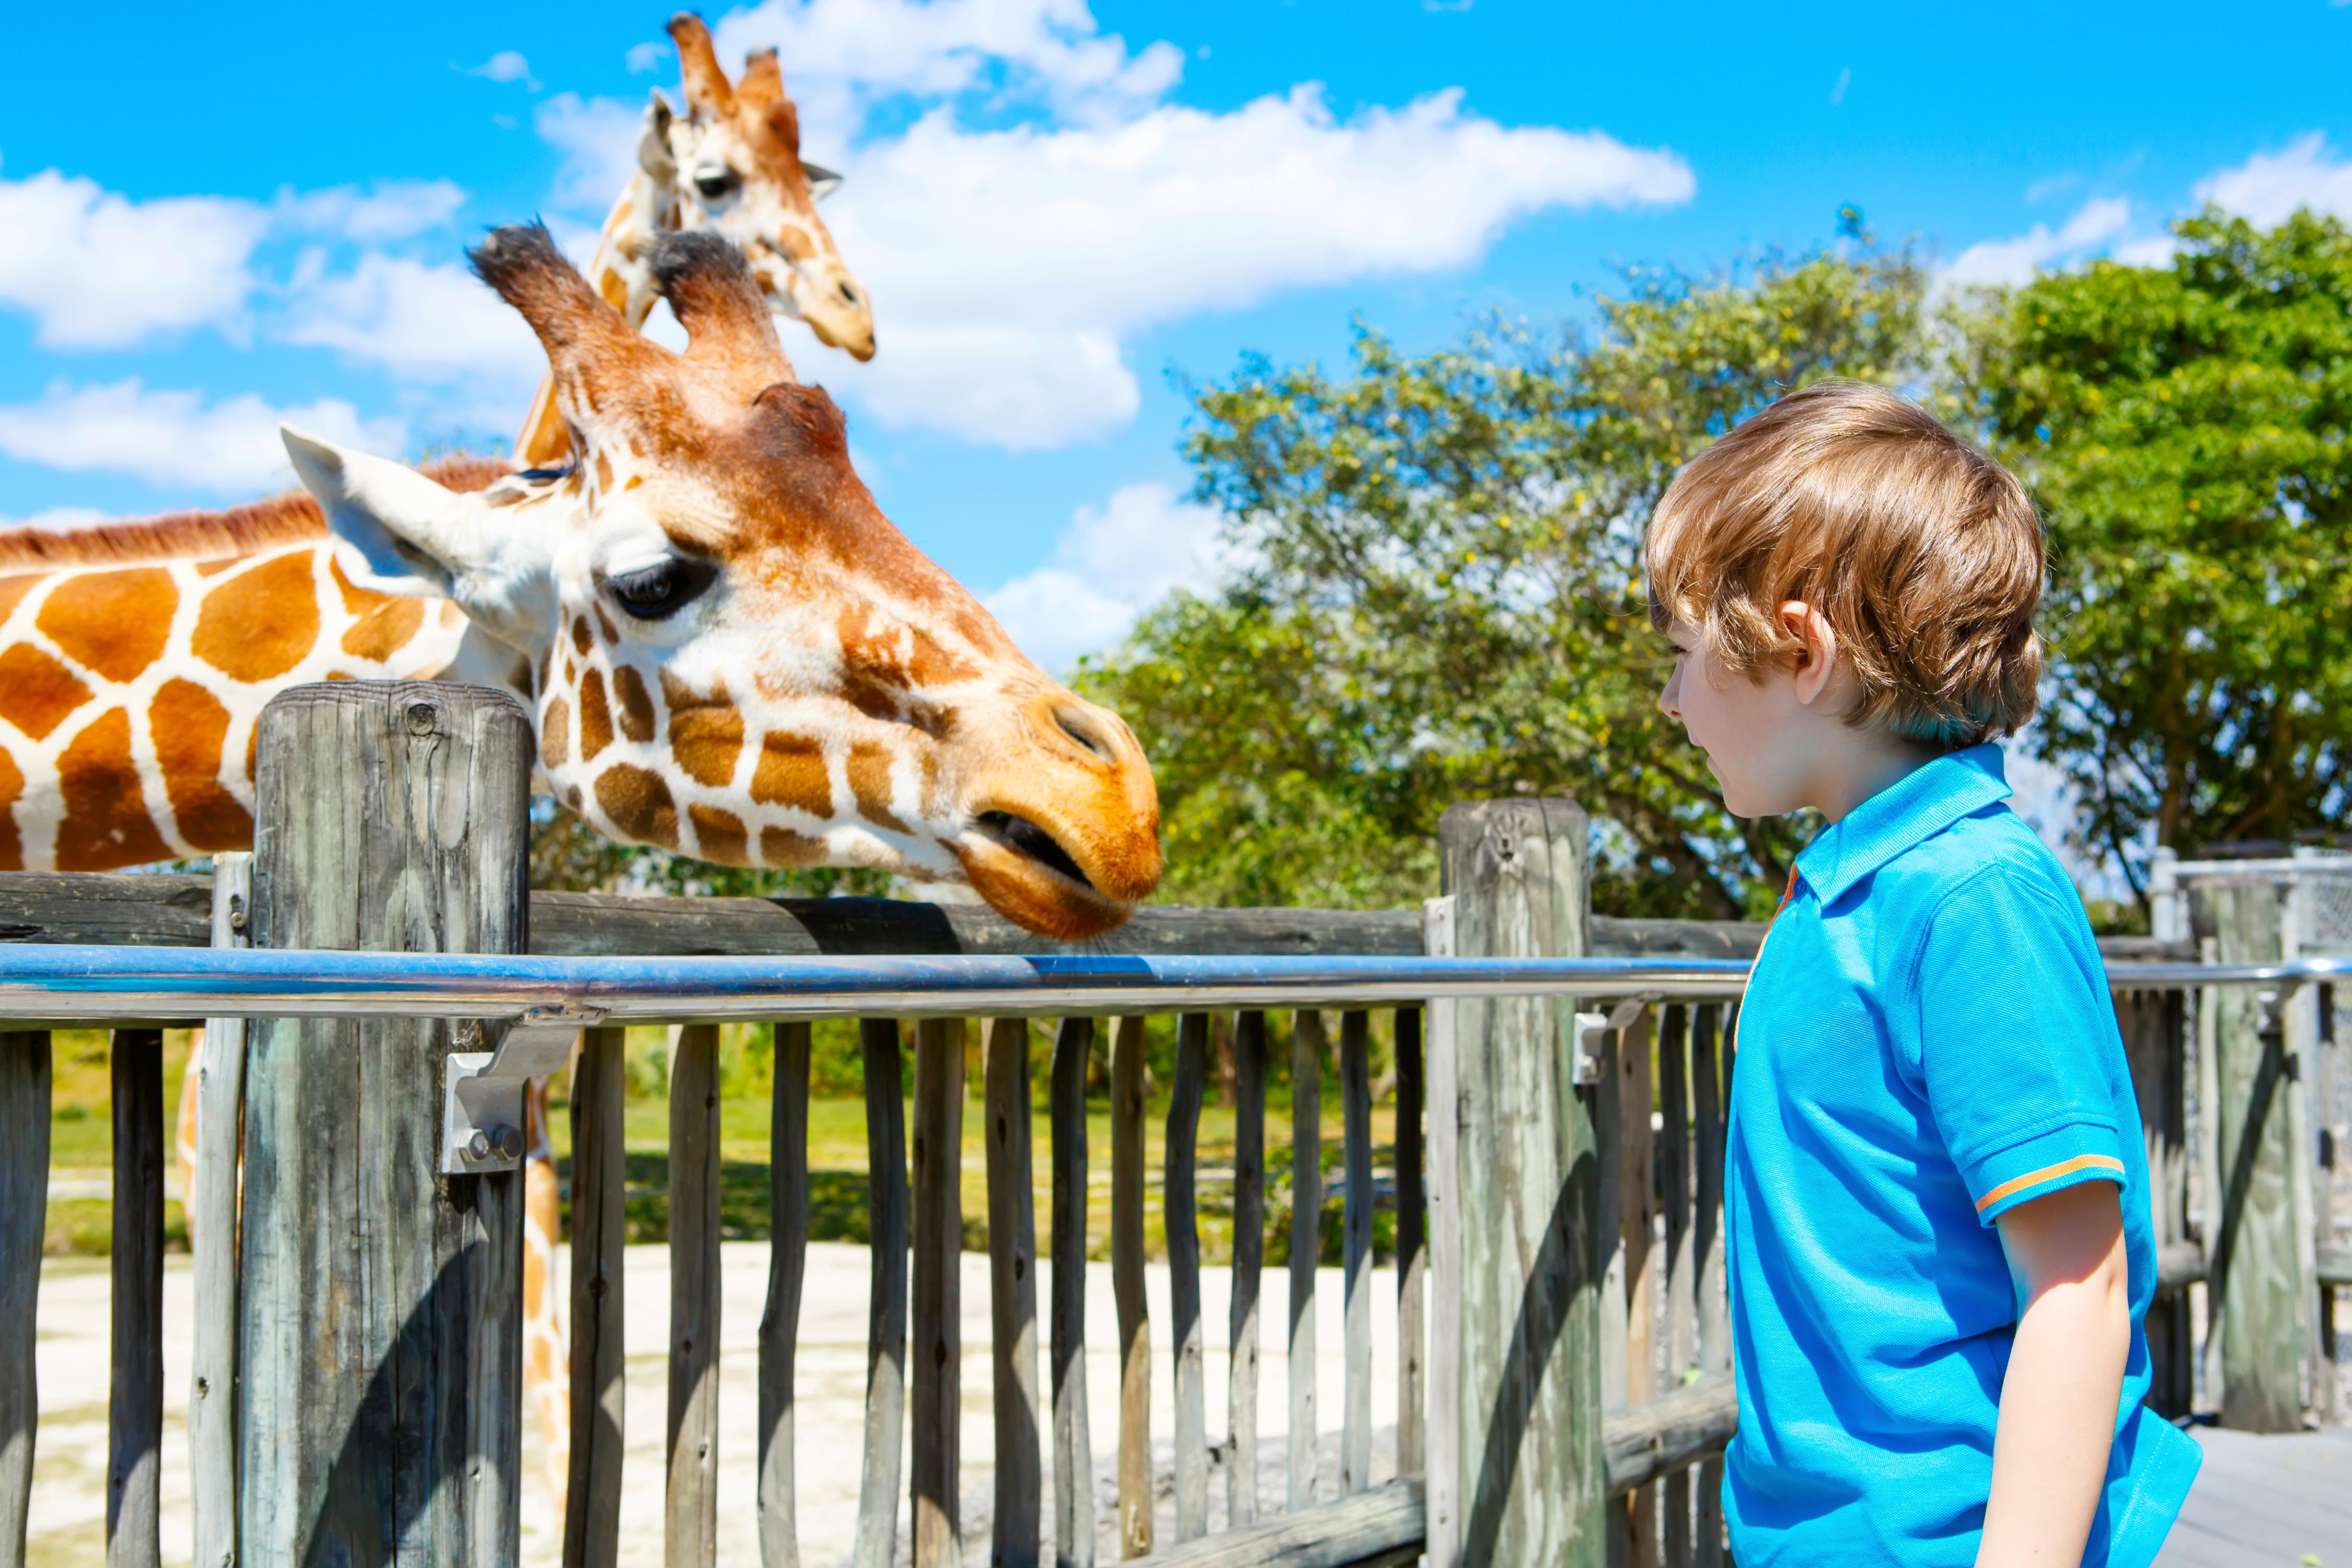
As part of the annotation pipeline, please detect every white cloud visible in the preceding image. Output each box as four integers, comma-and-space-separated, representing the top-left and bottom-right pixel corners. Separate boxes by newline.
984, 480, 1228, 672
1941, 195, 2133, 289
0, 380, 402, 495
279, 253, 544, 394
0, 166, 267, 348
2195, 132, 2352, 227
626, 41, 670, 74
818, 88, 1690, 446
275, 180, 468, 243
537, 91, 650, 210
463, 50, 541, 89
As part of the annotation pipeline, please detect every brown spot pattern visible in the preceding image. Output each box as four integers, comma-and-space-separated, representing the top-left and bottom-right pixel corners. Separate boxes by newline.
751, 731, 830, 815
669, 701, 743, 788
149, 679, 252, 851
578, 669, 613, 760
193, 551, 320, 683
848, 743, 909, 832
541, 696, 571, 772
595, 606, 619, 643
572, 615, 593, 656
341, 597, 426, 665
0, 747, 21, 869
613, 665, 656, 742
56, 709, 172, 870
762, 825, 823, 866
594, 452, 614, 494
39, 568, 177, 683
0, 574, 40, 625
0, 644, 90, 740
595, 764, 678, 849
688, 804, 747, 864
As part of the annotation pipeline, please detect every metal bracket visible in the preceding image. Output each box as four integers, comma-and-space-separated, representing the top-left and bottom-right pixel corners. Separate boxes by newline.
442, 1004, 607, 1174
1573, 993, 1662, 1086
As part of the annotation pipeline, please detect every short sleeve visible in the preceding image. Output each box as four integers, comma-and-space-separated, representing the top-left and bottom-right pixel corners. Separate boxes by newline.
1913, 867, 2126, 1226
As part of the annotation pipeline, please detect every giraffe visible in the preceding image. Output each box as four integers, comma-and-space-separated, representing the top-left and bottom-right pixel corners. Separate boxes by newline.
511, 11, 874, 468
0, 225, 1159, 1515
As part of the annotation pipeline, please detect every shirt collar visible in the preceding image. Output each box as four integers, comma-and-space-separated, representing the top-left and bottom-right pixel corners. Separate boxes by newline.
1792, 743, 2014, 906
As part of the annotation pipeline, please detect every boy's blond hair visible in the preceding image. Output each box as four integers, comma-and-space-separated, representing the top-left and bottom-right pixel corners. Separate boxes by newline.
1645, 380, 2043, 749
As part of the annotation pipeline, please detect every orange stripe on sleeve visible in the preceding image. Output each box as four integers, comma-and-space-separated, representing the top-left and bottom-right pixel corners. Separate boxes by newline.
1974, 1153, 2127, 1213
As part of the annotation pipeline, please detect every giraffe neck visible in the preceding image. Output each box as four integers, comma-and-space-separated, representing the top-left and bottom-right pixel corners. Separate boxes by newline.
0, 476, 515, 871
513, 167, 676, 467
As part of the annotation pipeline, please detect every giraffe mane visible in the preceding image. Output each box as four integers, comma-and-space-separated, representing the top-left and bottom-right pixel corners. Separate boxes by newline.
0, 456, 512, 570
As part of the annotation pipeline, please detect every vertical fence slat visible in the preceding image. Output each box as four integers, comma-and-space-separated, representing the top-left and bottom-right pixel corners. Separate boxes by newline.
912, 1020, 966, 1568
984, 1018, 1042, 1568
108, 1028, 164, 1568
1339, 1012, 1373, 1495
1287, 1009, 1324, 1513
2120, 989, 2194, 1417
0, 1030, 47, 1568
1691, 1006, 1726, 1568
1422, 901, 1459, 1568
1167, 1014, 1209, 1542
1111, 1016, 1152, 1559
666, 1024, 722, 1568
1619, 1006, 1659, 1568
1657, 1008, 1693, 1568
758, 1022, 811, 1568
856, 1018, 910, 1568
1394, 1007, 1425, 1483
1228, 1012, 1267, 1531
1048, 1017, 1096, 1568
566, 1027, 627, 1568
191, 854, 249, 1568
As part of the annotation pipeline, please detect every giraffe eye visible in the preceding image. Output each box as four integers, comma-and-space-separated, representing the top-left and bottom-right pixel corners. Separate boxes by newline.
693, 167, 741, 201
603, 557, 718, 621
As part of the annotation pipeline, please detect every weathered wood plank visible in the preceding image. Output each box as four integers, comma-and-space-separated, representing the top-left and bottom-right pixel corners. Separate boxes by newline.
1110, 1016, 1152, 1559
1394, 1006, 1426, 1482
1421, 900, 1459, 1568
108, 1029, 164, 1568
2319, 1244, 2351, 1288
758, 1023, 812, 1568
912, 1019, 966, 1568
1602, 1376, 1737, 1498
0, 1031, 48, 1568
1616, 1005, 1658, 1568
238, 682, 529, 1568
1048, 1018, 1097, 1568
1689, 1005, 1727, 1568
189, 856, 249, 1568
855, 1019, 909, 1568
1288, 1009, 1325, 1513
1228, 1012, 1267, 1531
2195, 879, 2309, 1431
566, 1027, 628, 1568
1339, 1011, 1373, 1495
1656, 1007, 1692, 1568
1438, 799, 1605, 1568
667, 1024, 723, 1568
1144, 1481, 1425, 1568
2117, 988, 2193, 1415
1167, 1014, 1210, 1542
983, 1018, 1042, 1568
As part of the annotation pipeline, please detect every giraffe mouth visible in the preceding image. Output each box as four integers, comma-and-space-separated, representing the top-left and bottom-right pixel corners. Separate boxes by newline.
975, 810, 1095, 893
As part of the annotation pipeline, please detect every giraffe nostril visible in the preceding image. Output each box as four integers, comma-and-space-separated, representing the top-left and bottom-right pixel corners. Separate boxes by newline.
1053, 707, 1112, 762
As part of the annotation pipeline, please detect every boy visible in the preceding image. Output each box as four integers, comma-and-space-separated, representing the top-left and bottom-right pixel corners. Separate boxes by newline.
1645, 382, 2201, 1566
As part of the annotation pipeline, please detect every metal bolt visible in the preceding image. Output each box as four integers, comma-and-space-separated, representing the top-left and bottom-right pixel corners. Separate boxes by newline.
467, 1130, 491, 1162
492, 1124, 527, 1162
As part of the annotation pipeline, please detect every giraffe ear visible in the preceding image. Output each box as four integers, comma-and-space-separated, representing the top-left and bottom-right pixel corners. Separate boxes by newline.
639, 93, 677, 184
801, 159, 843, 201
282, 426, 470, 598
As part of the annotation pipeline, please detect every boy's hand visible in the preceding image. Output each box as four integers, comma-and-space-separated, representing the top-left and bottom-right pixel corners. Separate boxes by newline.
1980, 1181, 2131, 1566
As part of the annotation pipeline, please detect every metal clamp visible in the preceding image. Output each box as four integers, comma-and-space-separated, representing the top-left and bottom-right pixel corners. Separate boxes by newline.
1573, 993, 1663, 1086
442, 1004, 607, 1174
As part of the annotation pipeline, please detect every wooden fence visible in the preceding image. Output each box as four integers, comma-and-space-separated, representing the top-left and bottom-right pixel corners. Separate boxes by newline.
0, 682, 2345, 1568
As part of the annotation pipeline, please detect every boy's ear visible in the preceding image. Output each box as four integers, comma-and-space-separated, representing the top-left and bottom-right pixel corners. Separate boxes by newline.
1780, 599, 1841, 704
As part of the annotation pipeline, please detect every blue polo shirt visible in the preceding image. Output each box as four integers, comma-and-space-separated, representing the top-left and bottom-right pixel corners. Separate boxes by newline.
1723, 744, 2201, 1567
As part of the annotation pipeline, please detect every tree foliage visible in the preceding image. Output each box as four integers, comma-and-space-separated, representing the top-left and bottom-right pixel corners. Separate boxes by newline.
1952, 210, 2352, 888
1079, 246, 1928, 918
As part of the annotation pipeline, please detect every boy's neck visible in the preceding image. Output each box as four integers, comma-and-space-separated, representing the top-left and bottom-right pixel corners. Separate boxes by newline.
1809, 734, 1950, 825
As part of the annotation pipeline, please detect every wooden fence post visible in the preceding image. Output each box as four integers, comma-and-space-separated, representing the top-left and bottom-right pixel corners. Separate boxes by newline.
109, 1028, 165, 1568
190, 854, 250, 1568
567, 1025, 628, 1568
237, 682, 532, 1566
1, 1030, 50, 1568
2193, 877, 2312, 1431
1437, 799, 1605, 1568
2116, 989, 2193, 1416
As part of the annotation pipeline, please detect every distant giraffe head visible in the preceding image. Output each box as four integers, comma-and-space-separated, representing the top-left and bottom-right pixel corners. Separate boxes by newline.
290, 224, 1158, 938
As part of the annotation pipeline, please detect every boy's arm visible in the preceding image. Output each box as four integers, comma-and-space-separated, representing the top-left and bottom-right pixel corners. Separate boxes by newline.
1979, 1181, 2130, 1567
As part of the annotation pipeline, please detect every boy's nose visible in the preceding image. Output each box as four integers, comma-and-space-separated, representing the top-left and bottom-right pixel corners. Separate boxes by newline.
1658, 671, 1681, 721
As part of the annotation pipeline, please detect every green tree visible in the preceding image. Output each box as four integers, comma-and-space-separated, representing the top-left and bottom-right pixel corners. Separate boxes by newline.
1080, 245, 1928, 918
1952, 210, 2352, 894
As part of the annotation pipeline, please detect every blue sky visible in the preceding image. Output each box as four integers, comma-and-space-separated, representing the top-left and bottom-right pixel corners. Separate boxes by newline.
3, 0, 2349, 675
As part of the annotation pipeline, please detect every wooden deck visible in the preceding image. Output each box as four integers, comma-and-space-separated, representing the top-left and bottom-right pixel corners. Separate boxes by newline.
2154, 1425, 2352, 1566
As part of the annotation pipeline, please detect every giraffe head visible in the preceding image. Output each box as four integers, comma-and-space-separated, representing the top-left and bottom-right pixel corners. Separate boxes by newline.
645, 12, 874, 363
281, 224, 1157, 940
